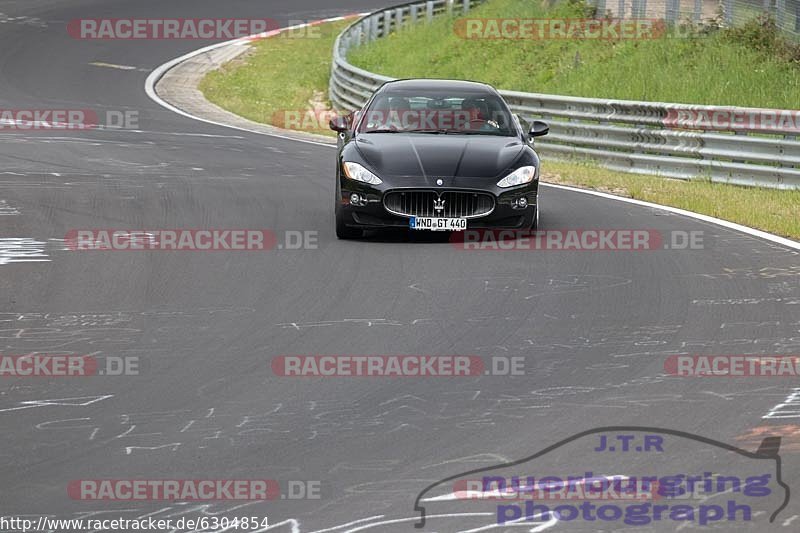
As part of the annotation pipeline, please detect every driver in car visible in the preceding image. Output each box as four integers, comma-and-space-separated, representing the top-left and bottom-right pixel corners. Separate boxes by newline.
461, 98, 502, 132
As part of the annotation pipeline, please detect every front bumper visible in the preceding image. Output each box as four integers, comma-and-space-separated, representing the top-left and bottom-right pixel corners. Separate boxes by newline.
338, 180, 539, 230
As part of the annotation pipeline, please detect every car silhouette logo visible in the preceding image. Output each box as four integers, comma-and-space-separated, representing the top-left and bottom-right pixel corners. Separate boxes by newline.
413, 426, 790, 529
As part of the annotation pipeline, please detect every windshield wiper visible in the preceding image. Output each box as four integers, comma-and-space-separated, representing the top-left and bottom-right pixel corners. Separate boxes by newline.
405, 129, 448, 134
364, 129, 448, 134
444, 129, 512, 136
364, 128, 505, 135
409, 128, 505, 135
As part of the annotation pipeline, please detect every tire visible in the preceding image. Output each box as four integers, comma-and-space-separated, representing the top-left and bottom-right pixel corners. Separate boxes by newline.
335, 205, 363, 239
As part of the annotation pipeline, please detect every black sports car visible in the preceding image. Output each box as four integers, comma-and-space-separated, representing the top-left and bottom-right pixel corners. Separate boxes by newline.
329, 79, 549, 239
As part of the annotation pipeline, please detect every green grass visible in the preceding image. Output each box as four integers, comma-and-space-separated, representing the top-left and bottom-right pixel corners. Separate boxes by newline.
543, 160, 800, 239
200, 20, 350, 136
348, 0, 800, 108
200, 16, 800, 240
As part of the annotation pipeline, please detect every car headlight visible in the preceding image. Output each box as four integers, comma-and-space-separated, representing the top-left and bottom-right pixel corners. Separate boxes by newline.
343, 162, 382, 185
496, 166, 537, 188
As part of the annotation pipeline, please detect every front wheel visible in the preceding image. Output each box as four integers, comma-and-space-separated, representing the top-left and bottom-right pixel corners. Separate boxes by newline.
335, 205, 363, 239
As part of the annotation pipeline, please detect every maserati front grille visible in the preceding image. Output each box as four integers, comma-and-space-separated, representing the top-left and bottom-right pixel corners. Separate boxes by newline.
383, 190, 495, 219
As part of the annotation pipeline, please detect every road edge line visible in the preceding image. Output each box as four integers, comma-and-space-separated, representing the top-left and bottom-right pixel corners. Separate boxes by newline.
144, 14, 367, 149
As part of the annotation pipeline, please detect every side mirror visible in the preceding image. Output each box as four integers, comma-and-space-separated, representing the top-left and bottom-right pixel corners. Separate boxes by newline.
329, 115, 350, 133
529, 120, 549, 138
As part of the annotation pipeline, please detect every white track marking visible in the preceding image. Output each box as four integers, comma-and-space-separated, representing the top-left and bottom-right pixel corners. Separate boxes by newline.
89, 61, 143, 71
306, 517, 386, 532
144, 15, 367, 149
0, 238, 50, 265
0, 199, 20, 215
459, 514, 559, 532
333, 513, 558, 533
0, 395, 113, 413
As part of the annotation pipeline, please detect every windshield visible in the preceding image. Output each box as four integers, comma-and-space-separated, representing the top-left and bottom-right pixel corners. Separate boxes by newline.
358, 89, 517, 136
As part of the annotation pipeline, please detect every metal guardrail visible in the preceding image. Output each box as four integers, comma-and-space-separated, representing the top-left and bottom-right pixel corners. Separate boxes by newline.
330, 0, 800, 188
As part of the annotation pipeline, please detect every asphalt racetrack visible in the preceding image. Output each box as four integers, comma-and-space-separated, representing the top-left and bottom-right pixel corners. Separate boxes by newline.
1, 1, 799, 531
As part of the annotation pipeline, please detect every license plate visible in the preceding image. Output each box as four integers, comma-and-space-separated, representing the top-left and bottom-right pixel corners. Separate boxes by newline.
410, 217, 467, 231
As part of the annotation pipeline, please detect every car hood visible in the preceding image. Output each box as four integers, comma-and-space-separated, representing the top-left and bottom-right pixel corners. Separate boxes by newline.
354, 134, 525, 181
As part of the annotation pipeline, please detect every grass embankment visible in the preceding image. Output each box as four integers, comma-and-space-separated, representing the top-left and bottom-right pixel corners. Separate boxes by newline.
349, 0, 800, 108
200, 20, 351, 136
200, 10, 800, 240
545, 161, 800, 239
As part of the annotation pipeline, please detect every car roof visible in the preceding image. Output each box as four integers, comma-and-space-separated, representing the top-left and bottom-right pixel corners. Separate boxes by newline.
379, 78, 496, 93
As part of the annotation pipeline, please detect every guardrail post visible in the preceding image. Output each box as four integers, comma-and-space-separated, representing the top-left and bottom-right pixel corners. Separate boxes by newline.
724, 0, 734, 25
368, 13, 377, 39
595, 0, 606, 16
693, 0, 702, 22
666, 0, 679, 22
371, 16, 379, 41
463, 0, 471, 14
426, 1, 435, 22
410, 4, 418, 23
365, 16, 373, 42
796, 2, 800, 32
447, 0, 454, 16
618, 0, 625, 17
776, 0, 786, 31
